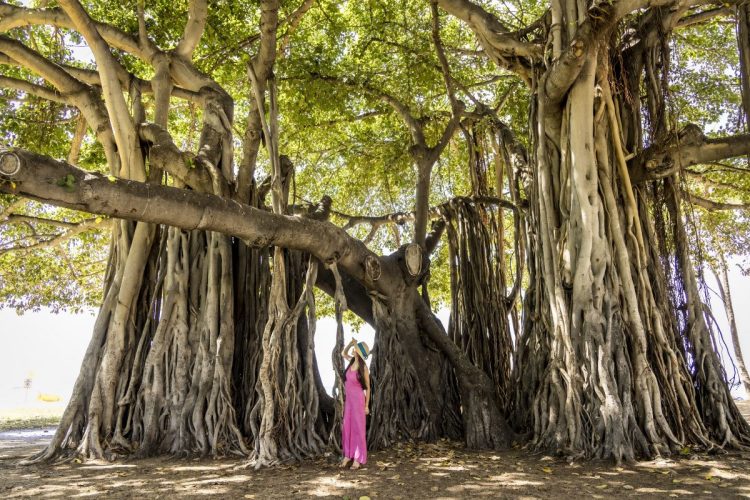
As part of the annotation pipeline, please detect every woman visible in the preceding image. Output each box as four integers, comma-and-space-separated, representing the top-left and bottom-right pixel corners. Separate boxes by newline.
340, 337, 370, 469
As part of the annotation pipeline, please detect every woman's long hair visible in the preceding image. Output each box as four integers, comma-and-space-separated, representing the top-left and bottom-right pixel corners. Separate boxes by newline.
345, 354, 367, 389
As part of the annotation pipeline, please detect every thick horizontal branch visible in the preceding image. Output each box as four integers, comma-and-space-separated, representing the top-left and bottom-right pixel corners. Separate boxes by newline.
0, 75, 66, 103
0, 149, 385, 292
60, 63, 201, 102
676, 6, 734, 28
630, 131, 750, 183
685, 192, 750, 211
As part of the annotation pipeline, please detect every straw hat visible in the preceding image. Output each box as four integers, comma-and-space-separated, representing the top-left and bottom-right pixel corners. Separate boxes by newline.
356, 341, 370, 360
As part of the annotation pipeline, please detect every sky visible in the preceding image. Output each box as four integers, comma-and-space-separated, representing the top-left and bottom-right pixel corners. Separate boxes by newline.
0, 262, 747, 414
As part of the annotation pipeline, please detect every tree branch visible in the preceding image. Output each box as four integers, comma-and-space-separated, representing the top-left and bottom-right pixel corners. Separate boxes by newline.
431, 1, 459, 112
676, 6, 734, 28
279, 0, 316, 57
238, 0, 280, 201
0, 217, 108, 256
138, 123, 214, 193
0, 3, 156, 61
0, 149, 386, 293
68, 114, 87, 165
0, 36, 86, 93
1, 213, 83, 229
434, 0, 542, 77
313, 73, 427, 146
175, 0, 208, 58
0, 197, 27, 220
58, 0, 140, 179
0, 75, 67, 103
685, 192, 750, 211
0, 36, 119, 168
631, 131, 750, 183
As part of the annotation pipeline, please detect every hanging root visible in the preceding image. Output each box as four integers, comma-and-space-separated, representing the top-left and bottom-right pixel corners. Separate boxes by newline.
443, 197, 514, 411
250, 252, 326, 467
326, 262, 347, 452
367, 295, 432, 448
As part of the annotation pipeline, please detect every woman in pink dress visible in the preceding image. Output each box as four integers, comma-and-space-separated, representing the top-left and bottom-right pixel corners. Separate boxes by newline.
340, 338, 370, 469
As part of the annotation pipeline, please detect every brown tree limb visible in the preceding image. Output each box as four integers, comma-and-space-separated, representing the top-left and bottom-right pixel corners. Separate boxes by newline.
0, 37, 120, 169
68, 114, 87, 165
431, 1, 459, 112
278, 0, 316, 58
0, 217, 108, 255
237, 0, 280, 201
738, 4, 750, 135
684, 192, 750, 211
138, 123, 214, 193
0, 75, 67, 103
630, 131, 750, 183
0, 36, 87, 94
677, 6, 734, 28
2, 213, 83, 229
175, 0, 208, 58
58, 0, 140, 179
313, 73, 427, 146
433, 0, 542, 77
0, 197, 27, 220
0, 149, 384, 292
0, 2, 157, 61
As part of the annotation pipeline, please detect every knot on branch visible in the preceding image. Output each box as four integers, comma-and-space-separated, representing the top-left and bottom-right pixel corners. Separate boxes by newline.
395, 243, 429, 286
307, 195, 332, 221
365, 254, 382, 281
678, 123, 706, 147
0, 151, 21, 177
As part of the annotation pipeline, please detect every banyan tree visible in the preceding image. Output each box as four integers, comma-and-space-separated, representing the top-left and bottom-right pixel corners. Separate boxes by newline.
1, 0, 750, 465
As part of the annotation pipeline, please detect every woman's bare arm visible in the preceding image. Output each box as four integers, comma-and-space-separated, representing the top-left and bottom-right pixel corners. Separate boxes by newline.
341, 338, 356, 360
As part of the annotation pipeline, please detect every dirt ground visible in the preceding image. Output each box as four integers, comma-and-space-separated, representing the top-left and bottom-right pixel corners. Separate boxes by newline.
1, 402, 749, 499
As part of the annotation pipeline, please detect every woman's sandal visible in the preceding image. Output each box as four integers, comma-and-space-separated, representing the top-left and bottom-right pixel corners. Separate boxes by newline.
351, 461, 361, 470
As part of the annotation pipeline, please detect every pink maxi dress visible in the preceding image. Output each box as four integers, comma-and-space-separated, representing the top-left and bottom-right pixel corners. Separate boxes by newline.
341, 366, 367, 464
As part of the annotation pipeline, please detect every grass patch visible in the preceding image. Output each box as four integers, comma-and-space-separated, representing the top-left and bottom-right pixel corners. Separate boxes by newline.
0, 407, 63, 431
0, 415, 60, 432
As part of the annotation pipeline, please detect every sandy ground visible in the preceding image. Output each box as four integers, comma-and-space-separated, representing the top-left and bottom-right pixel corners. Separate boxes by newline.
0, 402, 749, 499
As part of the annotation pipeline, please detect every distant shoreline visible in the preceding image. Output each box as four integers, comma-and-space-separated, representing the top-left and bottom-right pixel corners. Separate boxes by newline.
0, 409, 62, 432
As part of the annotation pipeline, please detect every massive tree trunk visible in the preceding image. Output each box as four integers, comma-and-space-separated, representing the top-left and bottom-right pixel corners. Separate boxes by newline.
508, 1, 750, 462
435, 0, 750, 462
3, 0, 750, 467
1, 146, 515, 459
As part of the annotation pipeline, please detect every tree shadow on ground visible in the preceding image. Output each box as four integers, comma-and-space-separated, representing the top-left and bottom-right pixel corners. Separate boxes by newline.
1, 438, 749, 499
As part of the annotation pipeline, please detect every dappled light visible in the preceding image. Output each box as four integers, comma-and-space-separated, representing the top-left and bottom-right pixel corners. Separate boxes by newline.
2, 433, 750, 497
